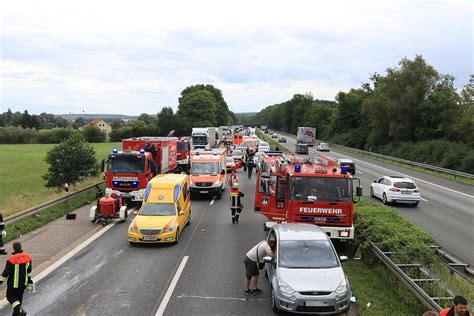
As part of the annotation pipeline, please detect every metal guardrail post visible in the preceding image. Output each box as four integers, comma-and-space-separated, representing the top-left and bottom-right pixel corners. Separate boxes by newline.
369, 241, 443, 312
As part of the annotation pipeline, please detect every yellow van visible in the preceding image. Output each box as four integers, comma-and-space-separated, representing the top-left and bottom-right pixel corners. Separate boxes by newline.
128, 174, 191, 244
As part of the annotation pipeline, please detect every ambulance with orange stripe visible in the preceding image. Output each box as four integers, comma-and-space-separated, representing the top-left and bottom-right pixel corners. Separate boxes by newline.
189, 149, 227, 199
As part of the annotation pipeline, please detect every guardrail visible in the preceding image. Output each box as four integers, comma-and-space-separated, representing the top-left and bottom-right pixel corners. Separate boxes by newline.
5, 181, 104, 224
369, 241, 447, 312
327, 143, 474, 180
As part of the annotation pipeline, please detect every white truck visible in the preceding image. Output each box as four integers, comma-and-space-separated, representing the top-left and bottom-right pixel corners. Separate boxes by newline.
207, 127, 218, 148
296, 127, 316, 146
191, 128, 210, 150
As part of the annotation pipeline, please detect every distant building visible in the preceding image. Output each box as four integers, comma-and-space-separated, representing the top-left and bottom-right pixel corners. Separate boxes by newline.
81, 119, 112, 134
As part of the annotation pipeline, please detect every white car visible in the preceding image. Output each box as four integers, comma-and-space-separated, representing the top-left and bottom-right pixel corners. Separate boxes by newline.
317, 143, 330, 152
258, 146, 271, 152
259, 141, 270, 147
370, 176, 421, 206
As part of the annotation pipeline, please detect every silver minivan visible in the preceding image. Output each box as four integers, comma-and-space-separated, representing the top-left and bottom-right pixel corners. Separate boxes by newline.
264, 223, 351, 314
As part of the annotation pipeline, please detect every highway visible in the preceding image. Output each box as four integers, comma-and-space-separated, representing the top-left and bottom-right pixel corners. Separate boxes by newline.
0, 168, 278, 315
1, 134, 472, 315
277, 134, 474, 266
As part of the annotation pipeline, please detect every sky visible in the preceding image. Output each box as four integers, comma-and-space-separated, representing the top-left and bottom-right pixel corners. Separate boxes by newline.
0, 0, 472, 115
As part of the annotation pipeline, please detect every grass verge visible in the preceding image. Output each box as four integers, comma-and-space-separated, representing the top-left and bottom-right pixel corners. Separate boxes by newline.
354, 198, 474, 309
342, 259, 424, 315
4, 185, 99, 243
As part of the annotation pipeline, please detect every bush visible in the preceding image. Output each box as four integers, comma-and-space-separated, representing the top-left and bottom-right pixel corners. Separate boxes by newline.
82, 125, 106, 143
37, 128, 78, 144
43, 134, 99, 187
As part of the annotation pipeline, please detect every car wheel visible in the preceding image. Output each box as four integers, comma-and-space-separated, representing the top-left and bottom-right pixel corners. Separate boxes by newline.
382, 193, 388, 204
370, 187, 375, 197
175, 229, 180, 244
186, 211, 191, 226
271, 287, 280, 313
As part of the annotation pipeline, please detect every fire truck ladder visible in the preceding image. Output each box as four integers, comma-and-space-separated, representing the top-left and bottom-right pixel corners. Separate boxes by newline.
369, 241, 453, 312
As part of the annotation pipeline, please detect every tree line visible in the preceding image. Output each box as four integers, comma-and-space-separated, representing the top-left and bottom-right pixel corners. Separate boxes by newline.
1, 84, 236, 144
247, 56, 473, 173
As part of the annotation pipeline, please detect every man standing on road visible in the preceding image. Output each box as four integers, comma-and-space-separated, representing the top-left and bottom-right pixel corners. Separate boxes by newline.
244, 239, 275, 295
440, 295, 472, 316
247, 158, 254, 179
0, 242, 33, 316
229, 182, 245, 224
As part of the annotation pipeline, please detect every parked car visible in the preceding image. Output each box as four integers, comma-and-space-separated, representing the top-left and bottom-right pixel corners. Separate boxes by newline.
317, 143, 330, 152
264, 223, 351, 314
337, 159, 355, 175
278, 136, 287, 143
271, 134, 278, 138
226, 156, 241, 171
370, 176, 421, 206
295, 142, 309, 154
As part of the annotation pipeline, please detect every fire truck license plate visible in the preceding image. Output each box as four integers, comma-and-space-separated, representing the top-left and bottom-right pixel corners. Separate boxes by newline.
314, 217, 326, 222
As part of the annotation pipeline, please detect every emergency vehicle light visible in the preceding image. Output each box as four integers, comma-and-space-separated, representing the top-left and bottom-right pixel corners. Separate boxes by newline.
113, 181, 119, 186
340, 166, 348, 174
294, 164, 301, 172
139, 149, 145, 154
112, 147, 118, 153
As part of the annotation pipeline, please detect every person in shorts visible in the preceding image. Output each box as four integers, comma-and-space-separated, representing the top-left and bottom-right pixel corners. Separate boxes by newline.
243, 238, 275, 295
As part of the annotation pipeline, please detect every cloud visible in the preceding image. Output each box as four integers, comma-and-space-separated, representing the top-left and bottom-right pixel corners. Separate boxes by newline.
1, 0, 472, 115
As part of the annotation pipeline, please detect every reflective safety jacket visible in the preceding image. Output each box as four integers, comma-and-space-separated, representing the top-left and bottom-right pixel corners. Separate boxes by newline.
440, 307, 471, 316
0, 251, 33, 289
230, 189, 245, 209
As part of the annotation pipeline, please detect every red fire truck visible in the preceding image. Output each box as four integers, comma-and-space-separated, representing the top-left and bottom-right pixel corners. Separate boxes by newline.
102, 137, 178, 203
176, 137, 191, 172
254, 154, 362, 240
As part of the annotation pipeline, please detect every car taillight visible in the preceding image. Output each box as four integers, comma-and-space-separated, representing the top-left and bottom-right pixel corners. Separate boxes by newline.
414, 189, 420, 193
389, 188, 400, 192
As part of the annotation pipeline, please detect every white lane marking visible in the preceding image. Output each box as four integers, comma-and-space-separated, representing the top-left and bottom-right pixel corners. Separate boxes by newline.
421, 198, 429, 202
350, 158, 474, 199
156, 256, 189, 316
210, 198, 215, 205
356, 170, 363, 174
176, 294, 268, 301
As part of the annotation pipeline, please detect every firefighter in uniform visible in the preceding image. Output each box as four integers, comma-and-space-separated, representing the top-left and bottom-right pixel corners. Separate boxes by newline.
0, 242, 33, 316
229, 182, 245, 224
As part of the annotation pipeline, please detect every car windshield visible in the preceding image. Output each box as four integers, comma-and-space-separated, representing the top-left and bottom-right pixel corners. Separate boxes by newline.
192, 135, 207, 145
226, 157, 234, 163
139, 203, 176, 216
393, 181, 417, 189
190, 162, 220, 175
279, 240, 339, 269
107, 154, 144, 173
232, 149, 244, 156
177, 142, 188, 151
290, 176, 352, 202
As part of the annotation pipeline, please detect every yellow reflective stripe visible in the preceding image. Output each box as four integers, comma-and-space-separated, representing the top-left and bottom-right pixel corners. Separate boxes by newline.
13, 264, 19, 288
0, 276, 6, 281
25, 262, 30, 286
12, 301, 20, 308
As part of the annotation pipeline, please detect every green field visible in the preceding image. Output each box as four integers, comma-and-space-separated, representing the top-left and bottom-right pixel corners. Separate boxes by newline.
0, 142, 119, 215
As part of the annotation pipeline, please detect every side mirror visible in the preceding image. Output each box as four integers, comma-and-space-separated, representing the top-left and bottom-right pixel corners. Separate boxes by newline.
340, 256, 348, 262
100, 159, 105, 172
132, 210, 138, 215
178, 211, 185, 216
356, 187, 363, 196
263, 256, 273, 263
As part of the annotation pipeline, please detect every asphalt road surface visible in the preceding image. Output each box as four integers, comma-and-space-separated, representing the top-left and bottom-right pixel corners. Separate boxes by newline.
1, 167, 284, 315
279, 134, 474, 266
